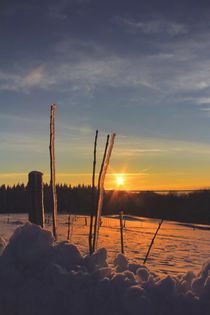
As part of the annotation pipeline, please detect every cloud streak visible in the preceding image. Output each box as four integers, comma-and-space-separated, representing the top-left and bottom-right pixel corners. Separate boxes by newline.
1, 30, 210, 104
21, 65, 46, 88
115, 17, 188, 36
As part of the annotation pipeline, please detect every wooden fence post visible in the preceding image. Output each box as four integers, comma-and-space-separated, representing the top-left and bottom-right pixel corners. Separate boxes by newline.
28, 171, 45, 227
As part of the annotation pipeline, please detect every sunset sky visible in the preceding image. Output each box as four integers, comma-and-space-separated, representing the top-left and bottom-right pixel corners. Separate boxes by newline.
1, 0, 210, 189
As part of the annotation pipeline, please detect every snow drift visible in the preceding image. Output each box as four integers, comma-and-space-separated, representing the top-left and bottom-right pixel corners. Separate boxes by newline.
0, 223, 210, 315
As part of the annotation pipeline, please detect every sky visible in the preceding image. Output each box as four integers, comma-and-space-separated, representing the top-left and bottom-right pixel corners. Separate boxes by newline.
1, 0, 210, 189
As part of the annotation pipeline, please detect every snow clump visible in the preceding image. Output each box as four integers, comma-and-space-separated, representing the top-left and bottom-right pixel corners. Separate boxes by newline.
0, 223, 210, 315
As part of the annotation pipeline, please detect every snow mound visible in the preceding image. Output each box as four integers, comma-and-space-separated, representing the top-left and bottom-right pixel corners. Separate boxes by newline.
2, 222, 54, 266
0, 223, 210, 315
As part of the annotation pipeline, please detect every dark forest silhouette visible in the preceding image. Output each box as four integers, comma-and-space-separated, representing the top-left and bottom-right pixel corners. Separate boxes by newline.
1, 184, 210, 225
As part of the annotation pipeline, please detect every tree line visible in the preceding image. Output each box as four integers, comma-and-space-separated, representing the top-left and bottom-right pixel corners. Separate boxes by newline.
0, 184, 210, 225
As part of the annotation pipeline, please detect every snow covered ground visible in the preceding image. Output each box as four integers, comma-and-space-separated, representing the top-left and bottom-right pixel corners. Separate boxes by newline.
0, 222, 210, 315
0, 213, 210, 275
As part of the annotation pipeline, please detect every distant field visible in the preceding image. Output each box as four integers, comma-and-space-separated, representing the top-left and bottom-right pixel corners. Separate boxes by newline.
1, 213, 210, 275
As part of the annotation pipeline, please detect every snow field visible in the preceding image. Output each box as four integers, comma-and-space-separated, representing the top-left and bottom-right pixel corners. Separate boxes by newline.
1, 214, 210, 275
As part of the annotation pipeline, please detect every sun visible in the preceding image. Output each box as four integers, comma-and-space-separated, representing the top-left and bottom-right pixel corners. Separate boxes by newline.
117, 176, 124, 186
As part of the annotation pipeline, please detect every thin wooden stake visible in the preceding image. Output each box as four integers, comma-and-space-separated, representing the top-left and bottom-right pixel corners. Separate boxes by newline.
93, 133, 116, 252
97, 135, 110, 196
89, 130, 98, 255
119, 211, 124, 254
123, 218, 126, 228
49, 104, 58, 240
143, 219, 163, 265
67, 215, 71, 241
92, 134, 109, 252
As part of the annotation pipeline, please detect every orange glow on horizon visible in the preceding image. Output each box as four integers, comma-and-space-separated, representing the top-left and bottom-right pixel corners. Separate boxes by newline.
0, 171, 210, 191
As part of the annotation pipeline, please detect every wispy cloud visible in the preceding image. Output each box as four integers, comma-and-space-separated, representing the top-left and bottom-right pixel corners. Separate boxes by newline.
1, 31, 210, 102
36, 35, 210, 98
21, 65, 45, 88
0, 64, 54, 92
0, 71, 22, 91
0, 133, 47, 153
114, 148, 168, 157
115, 17, 188, 36
184, 97, 210, 106
115, 134, 210, 156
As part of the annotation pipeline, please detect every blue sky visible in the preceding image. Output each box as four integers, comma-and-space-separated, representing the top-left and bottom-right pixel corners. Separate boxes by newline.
1, 0, 210, 189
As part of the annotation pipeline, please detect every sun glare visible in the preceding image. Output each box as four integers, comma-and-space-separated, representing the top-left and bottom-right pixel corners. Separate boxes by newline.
117, 176, 124, 186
